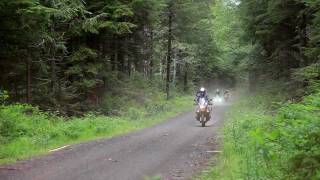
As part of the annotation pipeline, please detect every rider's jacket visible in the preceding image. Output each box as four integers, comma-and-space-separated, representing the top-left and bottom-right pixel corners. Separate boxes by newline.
195, 91, 209, 103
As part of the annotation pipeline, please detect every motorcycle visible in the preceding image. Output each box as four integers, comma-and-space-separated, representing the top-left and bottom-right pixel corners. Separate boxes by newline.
214, 95, 223, 103
195, 98, 213, 127
224, 92, 230, 102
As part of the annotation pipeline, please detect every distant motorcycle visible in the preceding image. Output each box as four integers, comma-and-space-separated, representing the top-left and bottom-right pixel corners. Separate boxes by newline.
224, 93, 230, 102
214, 95, 223, 103
224, 91, 230, 102
195, 98, 213, 127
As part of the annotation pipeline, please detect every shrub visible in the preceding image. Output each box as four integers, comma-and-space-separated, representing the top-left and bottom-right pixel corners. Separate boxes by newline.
0, 92, 192, 164
200, 88, 320, 180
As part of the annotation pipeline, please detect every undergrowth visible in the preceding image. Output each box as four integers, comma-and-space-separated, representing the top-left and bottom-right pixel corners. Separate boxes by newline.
0, 78, 193, 164
198, 85, 320, 180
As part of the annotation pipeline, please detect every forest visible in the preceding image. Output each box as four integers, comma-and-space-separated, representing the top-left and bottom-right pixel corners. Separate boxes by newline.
0, 0, 236, 116
0, 0, 320, 179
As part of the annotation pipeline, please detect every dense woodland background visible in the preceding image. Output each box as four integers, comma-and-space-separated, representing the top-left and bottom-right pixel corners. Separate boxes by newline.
1, 0, 320, 179
241, 0, 320, 95
0, 0, 238, 116
1, 0, 319, 116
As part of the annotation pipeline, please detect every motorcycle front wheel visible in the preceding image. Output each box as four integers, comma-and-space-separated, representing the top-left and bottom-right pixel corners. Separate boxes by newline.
200, 114, 206, 127
201, 120, 206, 127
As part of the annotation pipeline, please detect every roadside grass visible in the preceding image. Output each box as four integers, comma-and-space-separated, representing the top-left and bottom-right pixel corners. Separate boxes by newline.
197, 94, 279, 180
144, 175, 161, 180
197, 89, 320, 180
0, 95, 193, 165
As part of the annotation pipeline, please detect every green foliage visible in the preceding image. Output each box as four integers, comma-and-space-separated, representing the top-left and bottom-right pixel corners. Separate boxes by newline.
209, 0, 253, 85
0, 68, 192, 164
198, 87, 320, 180
273, 92, 320, 179
0, 0, 218, 115
293, 63, 320, 81
98, 73, 190, 119
239, 0, 320, 91
67, 47, 101, 89
0, 90, 9, 104
0, 93, 192, 164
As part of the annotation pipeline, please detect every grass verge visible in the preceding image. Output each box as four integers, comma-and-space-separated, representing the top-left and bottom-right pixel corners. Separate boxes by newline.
197, 90, 320, 180
0, 95, 193, 165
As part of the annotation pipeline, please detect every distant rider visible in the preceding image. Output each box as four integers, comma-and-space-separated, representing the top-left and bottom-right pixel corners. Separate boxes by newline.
224, 90, 230, 101
224, 90, 230, 96
216, 89, 221, 97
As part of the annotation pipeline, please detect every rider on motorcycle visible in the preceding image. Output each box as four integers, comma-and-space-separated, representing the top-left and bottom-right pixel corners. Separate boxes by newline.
195, 87, 212, 122
224, 90, 230, 96
216, 89, 221, 97
224, 90, 230, 101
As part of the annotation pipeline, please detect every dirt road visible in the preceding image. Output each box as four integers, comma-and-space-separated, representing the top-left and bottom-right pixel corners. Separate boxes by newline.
0, 101, 230, 180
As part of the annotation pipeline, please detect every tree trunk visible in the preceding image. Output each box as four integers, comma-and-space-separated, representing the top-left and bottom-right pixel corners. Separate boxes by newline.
149, 30, 154, 79
249, 68, 257, 93
159, 57, 163, 78
118, 37, 125, 72
183, 63, 189, 92
127, 49, 132, 77
111, 36, 118, 71
124, 38, 131, 77
172, 57, 176, 88
26, 58, 32, 103
166, 2, 173, 100
299, 12, 308, 67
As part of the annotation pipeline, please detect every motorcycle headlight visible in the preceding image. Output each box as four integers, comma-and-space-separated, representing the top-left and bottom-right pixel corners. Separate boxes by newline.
200, 107, 206, 111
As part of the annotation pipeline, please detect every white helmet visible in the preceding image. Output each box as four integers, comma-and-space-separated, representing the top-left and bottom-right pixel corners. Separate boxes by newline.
200, 87, 206, 92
